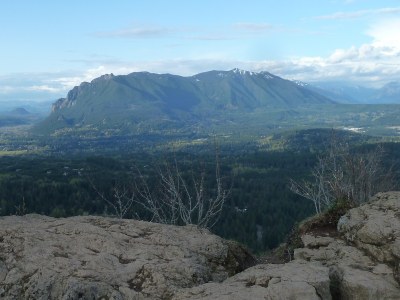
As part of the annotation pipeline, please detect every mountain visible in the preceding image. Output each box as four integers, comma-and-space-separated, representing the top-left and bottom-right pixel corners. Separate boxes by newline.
0, 100, 52, 115
309, 81, 400, 104
0, 107, 45, 127
305, 82, 376, 103
190, 69, 333, 108
34, 69, 335, 135
10, 107, 31, 115
370, 81, 400, 104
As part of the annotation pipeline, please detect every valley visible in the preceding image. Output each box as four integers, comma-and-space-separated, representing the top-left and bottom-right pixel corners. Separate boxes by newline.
0, 126, 399, 253
0, 69, 400, 253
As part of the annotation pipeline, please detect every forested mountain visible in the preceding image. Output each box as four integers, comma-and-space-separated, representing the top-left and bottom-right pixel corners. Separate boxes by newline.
34, 69, 334, 134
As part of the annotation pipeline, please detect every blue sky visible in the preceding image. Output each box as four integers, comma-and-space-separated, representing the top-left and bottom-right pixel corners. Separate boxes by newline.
1, 0, 400, 102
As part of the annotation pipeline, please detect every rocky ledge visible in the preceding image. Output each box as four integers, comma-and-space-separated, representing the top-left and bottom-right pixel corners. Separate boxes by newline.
0, 215, 254, 299
1, 192, 400, 299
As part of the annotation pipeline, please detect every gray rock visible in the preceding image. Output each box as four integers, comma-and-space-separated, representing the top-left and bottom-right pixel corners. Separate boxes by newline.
338, 192, 400, 259
301, 234, 335, 248
294, 192, 400, 299
296, 235, 400, 299
173, 260, 331, 300
338, 191, 400, 285
0, 214, 254, 299
2, 191, 400, 299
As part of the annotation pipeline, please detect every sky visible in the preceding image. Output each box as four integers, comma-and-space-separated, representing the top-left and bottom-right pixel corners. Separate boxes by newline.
1, 0, 400, 102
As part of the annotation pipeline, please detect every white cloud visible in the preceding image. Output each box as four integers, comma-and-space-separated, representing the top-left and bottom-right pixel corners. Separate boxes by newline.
241, 18, 400, 85
93, 26, 170, 38
48, 65, 140, 91
0, 83, 62, 94
315, 7, 400, 20
367, 18, 400, 49
0, 86, 17, 94
234, 22, 275, 32
185, 34, 234, 41
26, 85, 61, 93
276, 46, 400, 85
93, 21, 278, 42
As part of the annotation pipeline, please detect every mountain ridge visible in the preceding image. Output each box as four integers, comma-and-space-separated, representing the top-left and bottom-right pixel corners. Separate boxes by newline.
36, 69, 335, 135
308, 81, 400, 104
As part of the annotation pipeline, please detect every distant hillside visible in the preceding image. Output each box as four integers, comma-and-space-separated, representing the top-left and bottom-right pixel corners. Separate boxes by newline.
309, 81, 400, 104
371, 81, 400, 104
10, 107, 31, 115
33, 69, 334, 135
0, 107, 45, 127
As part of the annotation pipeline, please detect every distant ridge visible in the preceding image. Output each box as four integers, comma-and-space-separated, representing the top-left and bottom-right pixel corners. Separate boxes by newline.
10, 107, 31, 115
34, 69, 335, 134
308, 81, 400, 104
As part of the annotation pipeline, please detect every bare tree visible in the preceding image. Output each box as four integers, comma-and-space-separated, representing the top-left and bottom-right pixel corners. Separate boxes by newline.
89, 142, 229, 227
133, 149, 229, 229
290, 134, 393, 214
344, 146, 394, 204
289, 157, 332, 214
132, 164, 181, 225
89, 178, 134, 219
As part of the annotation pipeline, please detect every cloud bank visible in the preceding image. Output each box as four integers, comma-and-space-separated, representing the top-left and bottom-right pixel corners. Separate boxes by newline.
315, 7, 400, 20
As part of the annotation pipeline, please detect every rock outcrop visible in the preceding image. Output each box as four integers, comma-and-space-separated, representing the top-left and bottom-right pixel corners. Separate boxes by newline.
174, 260, 331, 300
51, 74, 114, 113
0, 215, 254, 299
295, 235, 400, 299
1, 191, 400, 299
176, 192, 400, 299
338, 192, 400, 281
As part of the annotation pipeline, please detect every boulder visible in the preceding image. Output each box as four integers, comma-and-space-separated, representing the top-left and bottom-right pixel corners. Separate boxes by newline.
292, 191, 400, 299
295, 236, 400, 299
338, 191, 400, 282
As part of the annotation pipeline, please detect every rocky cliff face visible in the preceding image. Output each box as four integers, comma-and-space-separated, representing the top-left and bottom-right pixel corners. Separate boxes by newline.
1, 192, 400, 299
51, 74, 114, 112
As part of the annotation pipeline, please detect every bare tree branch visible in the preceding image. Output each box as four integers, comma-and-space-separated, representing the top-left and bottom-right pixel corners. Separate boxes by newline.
133, 143, 229, 228
88, 176, 134, 219
290, 132, 394, 214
